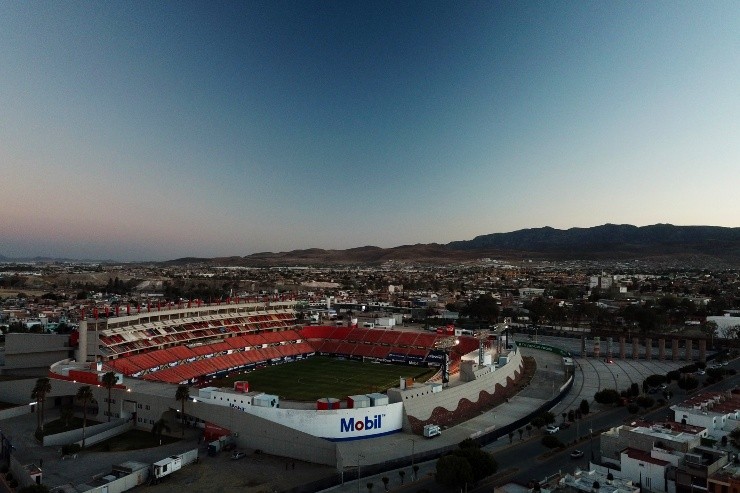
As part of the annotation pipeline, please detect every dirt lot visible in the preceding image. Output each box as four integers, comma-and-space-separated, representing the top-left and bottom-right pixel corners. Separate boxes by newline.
147, 448, 335, 493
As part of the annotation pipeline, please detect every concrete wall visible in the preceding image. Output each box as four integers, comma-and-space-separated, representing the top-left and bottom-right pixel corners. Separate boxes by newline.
0, 404, 33, 421
3, 333, 72, 375
0, 378, 36, 405
8, 455, 37, 490
43, 419, 132, 447
185, 399, 338, 466
388, 348, 523, 422
78, 465, 149, 493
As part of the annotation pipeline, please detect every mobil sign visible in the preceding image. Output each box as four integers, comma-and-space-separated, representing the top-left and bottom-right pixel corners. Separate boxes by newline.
340, 414, 383, 433
241, 401, 404, 441
333, 403, 403, 441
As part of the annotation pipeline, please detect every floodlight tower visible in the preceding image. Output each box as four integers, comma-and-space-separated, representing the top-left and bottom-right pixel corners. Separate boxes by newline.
434, 336, 458, 386
473, 330, 488, 365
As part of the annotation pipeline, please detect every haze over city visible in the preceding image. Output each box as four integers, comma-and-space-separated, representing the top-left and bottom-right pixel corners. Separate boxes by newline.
1, 2, 738, 261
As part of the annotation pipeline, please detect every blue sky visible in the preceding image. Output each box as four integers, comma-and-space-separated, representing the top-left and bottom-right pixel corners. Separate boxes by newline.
1, 1, 738, 261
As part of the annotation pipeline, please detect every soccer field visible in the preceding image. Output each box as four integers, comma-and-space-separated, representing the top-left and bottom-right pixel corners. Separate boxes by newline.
211, 356, 437, 401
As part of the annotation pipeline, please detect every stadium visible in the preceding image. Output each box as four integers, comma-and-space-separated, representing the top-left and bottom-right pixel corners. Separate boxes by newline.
7, 299, 526, 467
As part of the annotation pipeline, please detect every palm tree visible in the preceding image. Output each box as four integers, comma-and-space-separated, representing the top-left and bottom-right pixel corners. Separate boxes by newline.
152, 417, 171, 445
366, 482, 373, 493
412, 465, 419, 481
31, 377, 52, 434
398, 470, 405, 485
76, 385, 94, 448
175, 385, 190, 436
381, 477, 389, 491
101, 372, 118, 422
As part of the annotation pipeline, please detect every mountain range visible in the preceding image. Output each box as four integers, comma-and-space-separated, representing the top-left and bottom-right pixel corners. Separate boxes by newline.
2, 224, 738, 267
165, 224, 740, 267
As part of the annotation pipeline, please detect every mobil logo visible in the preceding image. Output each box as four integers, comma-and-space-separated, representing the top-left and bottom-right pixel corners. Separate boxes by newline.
340, 414, 384, 433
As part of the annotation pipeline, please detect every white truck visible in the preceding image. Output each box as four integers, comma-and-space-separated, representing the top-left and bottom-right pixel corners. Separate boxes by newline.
423, 424, 441, 438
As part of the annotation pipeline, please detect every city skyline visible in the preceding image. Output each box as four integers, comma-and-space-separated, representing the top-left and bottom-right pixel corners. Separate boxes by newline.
1, 2, 738, 261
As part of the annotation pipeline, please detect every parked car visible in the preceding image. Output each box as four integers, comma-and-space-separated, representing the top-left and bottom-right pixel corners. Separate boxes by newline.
231, 451, 246, 460
545, 425, 559, 434
561, 421, 571, 429
696, 369, 706, 375
570, 450, 584, 459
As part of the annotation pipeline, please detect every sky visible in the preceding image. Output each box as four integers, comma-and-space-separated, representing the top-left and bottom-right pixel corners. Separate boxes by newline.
1, 1, 738, 261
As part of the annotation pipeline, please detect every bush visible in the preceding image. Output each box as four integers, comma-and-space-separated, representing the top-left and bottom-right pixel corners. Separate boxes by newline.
666, 370, 680, 382
62, 443, 81, 455
644, 374, 667, 388
18, 486, 50, 493
636, 396, 655, 408
627, 403, 640, 414
594, 389, 620, 404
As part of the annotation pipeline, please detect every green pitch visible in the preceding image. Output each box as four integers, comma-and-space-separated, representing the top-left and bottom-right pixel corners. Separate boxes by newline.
210, 356, 437, 401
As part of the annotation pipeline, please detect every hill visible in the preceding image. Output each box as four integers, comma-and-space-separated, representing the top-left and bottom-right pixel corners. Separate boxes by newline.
163, 224, 740, 267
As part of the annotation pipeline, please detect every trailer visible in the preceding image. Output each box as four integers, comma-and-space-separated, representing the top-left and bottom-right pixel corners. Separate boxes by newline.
208, 435, 236, 456
151, 448, 199, 483
423, 424, 441, 438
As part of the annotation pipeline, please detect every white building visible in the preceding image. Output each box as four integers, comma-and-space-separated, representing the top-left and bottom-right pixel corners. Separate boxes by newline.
670, 392, 740, 440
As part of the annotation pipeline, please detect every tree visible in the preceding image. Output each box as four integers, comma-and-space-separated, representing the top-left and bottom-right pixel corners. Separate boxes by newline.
677, 376, 699, 392
594, 389, 620, 404
381, 477, 389, 491
730, 428, 740, 448
76, 385, 94, 448
31, 377, 52, 434
508, 431, 514, 444
453, 446, 497, 482
636, 396, 655, 409
518, 429, 524, 441
412, 465, 419, 482
175, 385, 191, 436
703, 321, 718, 349
366, 482, 373, 493
435, 455, 474, 489
580, 399, 590, 415
398, 470, 405, 485
60, 406, 74, 429
101, 372, 118, 422
461, 294, 500, 323
644, 374, 667, 388
526, 424, 533, 437
152, 417, 171, 443
541, 435, 562, 448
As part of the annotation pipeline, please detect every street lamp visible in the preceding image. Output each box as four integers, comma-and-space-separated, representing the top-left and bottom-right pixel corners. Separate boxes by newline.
589, 427, 594, 461
408, 438, 415, 479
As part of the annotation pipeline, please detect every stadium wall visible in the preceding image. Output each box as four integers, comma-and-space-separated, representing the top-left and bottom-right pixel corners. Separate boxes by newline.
185, 400, 338, 466
388, 347, 523, 425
